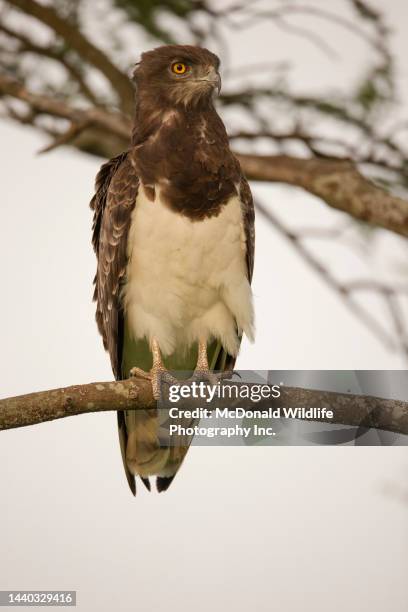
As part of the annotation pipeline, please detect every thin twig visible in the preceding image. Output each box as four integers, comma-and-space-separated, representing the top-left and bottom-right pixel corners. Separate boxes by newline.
255, 199, 397, 350
0, 73, 131, 139
0, 22, 99, 104
6, 0, 134, 114
37, 118, 90, 153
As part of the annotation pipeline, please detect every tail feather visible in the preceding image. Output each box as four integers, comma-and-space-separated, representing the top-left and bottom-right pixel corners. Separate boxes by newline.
157, 475, 175, 492
118, 338, 235, 495
117, 411, 136, 496
141, 477, 151, 491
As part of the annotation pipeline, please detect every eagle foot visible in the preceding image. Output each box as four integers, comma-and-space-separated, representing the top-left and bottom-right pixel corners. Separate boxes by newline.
189, 369, 234, 386
129, 366, 179, 400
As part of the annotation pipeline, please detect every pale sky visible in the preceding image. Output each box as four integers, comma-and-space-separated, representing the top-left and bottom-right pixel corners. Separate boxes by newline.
0, 2, 407, 611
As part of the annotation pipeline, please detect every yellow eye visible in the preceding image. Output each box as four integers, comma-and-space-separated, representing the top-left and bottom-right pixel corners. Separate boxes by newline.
172, 62, 187, 75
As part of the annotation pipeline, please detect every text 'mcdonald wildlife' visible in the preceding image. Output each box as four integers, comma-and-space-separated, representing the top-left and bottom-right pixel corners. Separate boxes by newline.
90, 45, 255, 495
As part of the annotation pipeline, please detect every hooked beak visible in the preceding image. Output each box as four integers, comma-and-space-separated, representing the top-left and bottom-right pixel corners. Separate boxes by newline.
196, 66, 221, 95
207, 66, 221, 95
214, 72, 222, 96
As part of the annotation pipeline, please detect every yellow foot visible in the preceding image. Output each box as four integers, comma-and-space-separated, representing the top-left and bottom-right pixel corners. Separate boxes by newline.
130, 366, 179, 400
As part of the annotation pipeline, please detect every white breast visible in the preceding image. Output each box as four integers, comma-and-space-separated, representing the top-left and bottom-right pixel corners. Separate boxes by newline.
123, 185, 254, 357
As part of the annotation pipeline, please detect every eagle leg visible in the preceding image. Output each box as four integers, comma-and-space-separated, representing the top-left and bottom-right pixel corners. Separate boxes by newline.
192, 340, 233, 385
130, 338, 179, 400
195, 339, 211, 373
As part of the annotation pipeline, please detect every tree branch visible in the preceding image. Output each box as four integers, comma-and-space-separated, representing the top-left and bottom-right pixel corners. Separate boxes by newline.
0, 22, 99, 104
255, 199, 401, 351
0, 379, 153, 430
0, 378, 407, 437
6, 0, 134, 115
0, 73, 130, 140
237, 153, 408, 238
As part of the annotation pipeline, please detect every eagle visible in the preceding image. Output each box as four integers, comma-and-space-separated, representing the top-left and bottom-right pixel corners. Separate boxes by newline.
90, 45, 255, 495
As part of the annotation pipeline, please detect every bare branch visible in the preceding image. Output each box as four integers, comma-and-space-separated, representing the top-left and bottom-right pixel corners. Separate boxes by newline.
385, 295, 408, 359
267, 14, 338, 59
0, 377, 407, 437
0, 22, 99, 104
6, 0, 134, 115
37, 118, 90, 153
219, 4, 382, 54
0, 378, 154, 430
238, 154, 408, 238
343, 280, 408, 296
229, 129, 358, 158
0, 73, 131, 139
255, 199, 398, 350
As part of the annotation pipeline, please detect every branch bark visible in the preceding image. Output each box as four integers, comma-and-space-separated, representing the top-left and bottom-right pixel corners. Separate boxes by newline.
1, 378, 407, 437
0, 379, 154, 431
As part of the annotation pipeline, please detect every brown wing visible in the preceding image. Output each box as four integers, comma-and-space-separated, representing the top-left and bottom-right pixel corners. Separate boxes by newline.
90, 151, 139, 379
213, 172, 255, 375
239, 174, 255, 283
91, 152, 139, 496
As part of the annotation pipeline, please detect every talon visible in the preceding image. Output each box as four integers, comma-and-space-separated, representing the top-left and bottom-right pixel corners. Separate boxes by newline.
161, 370, 180, 385
151, 369, 180, 400
218, 369, 234, 381
129, 367, 167, 400
129, 366, 163, 400
129, 367, 152, 381
191, 369, 233, 386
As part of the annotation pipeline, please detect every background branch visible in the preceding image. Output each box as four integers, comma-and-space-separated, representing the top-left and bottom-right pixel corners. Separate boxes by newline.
6, 0, 134, 115
243, 155, 408, 238
0, 22, 99, 104
255, 199, 406, 353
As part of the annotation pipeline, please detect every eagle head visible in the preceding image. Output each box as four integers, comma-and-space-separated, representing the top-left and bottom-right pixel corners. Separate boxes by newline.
133, 45, 221, 108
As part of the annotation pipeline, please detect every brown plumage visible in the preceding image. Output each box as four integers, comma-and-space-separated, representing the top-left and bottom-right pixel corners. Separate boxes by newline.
90, 45, 255, 495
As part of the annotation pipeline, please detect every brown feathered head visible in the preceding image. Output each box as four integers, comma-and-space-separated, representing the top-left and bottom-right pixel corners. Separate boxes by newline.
133, 45, 221, 108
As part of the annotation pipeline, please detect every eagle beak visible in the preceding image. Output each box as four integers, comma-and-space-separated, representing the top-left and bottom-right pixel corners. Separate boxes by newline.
203, 66, 221, 95
215, 72, 221, 96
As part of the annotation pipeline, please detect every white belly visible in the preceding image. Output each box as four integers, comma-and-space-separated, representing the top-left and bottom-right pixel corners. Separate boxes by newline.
123, 185, 254, 357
